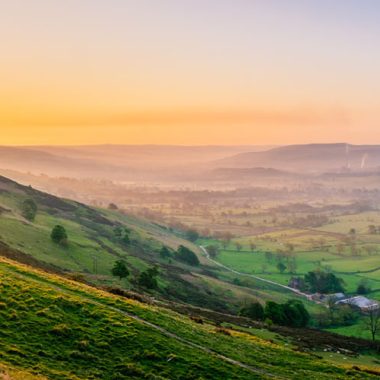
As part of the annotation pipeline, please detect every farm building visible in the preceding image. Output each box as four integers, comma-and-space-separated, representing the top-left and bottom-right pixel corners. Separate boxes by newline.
336, 296, 379, 312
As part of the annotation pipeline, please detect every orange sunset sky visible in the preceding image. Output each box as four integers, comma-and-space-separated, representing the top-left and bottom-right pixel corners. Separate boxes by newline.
1, 0, 380, 145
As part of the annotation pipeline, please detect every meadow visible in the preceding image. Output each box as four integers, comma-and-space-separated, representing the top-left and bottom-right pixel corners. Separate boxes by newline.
0, 256, 378, 379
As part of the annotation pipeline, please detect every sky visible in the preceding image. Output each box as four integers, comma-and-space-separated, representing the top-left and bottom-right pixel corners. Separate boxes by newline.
1, 0, 380, 145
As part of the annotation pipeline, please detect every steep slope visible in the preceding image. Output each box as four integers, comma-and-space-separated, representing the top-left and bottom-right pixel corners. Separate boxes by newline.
0, 175, 294, 314
0, 257, 377, 379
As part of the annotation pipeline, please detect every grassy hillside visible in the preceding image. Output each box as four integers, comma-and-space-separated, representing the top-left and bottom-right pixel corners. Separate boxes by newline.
0, 175, 295, 314
0, 257, 378, 379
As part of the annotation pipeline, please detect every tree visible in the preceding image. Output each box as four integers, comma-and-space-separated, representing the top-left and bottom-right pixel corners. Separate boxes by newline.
335, 243, 345, 256
108, 203, 118, 210
206, 245, 219, 258
138, 266, 159, 289
282, 300, 310, 327
286, 257, 297, 274
114, 226, 123, 238
159, 246, 172, 259
265, 252, 273, 263
121, 233, 130, 246
357, 279, 371, 295
277, 262, 286, 274
239, 302, 264, 321
265, 301, 285, 325
368, 225, 377, 235
284, 243, 295, 254
185, 229, 199, 242
111, 260, 129, 280
365, 307, 380, 341
249, 241, 256, 252
176, 245, 200, 266
21, 199, 37, 221
51, 225, 68, 245
219, 232, 233, 249
349, 228, 356, 236
235, 242, 243, 252
264, 300, 309, 327
303, 270, 345, 293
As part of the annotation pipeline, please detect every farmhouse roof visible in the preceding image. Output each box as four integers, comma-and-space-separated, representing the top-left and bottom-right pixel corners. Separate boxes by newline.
337, 296, 379, 310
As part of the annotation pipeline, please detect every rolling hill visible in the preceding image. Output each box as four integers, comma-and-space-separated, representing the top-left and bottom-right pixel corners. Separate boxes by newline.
0, 175, 296, 314
0, 176, 380, 378
216, 144, 380, 173
0, 145, 264, 180
0, 256, 379, 379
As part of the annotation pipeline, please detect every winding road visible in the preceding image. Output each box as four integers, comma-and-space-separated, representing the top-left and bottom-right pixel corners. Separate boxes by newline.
199, 245, 310, 299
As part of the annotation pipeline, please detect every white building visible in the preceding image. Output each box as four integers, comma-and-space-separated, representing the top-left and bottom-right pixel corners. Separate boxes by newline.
336, 296, 379, 312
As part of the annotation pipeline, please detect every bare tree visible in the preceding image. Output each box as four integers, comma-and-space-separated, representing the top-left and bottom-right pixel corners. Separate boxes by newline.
365, 307, 380, 341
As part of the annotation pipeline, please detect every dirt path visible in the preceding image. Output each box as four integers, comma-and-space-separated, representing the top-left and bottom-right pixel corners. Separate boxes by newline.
10, 268, 280, 379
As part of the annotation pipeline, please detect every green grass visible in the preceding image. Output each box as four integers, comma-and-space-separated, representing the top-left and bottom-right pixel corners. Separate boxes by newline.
0, 176, 315, 314
0, 257, 378, 379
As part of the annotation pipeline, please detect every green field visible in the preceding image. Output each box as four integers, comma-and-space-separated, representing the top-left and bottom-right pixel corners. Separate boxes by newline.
0, 257, 379, 379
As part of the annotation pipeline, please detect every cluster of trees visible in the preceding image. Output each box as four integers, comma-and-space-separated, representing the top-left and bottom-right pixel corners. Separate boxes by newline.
262, 249, 297, 274
315, 303, 359, 328
159, 245, 200, 266
288, 214, 329, 228
114, 226, 131, 246
368, 225, 380, 235
111, 260, 159, 290
240, 300, 310, 328
301, 270, 345, 294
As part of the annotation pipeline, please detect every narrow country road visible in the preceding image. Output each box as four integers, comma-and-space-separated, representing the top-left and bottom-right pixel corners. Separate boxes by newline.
199, 245, 310, 298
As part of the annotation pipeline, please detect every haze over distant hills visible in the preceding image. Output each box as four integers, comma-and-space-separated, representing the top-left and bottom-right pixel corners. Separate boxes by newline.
1, 144, 380, 183
215, 143, 380, 173
0, 145, 269, 180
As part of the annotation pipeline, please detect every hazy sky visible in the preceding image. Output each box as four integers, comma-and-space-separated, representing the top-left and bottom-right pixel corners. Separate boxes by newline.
1, 0, 380, 145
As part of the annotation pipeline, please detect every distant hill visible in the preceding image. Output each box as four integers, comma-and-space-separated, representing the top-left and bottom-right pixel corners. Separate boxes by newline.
0, 145, 270, 180
215, 144, 380, 173
206, 167, 297, 181
0, 146, 133, 179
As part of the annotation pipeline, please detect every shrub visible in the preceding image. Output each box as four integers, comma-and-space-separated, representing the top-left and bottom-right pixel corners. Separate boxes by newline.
21, 199, 37, 221
239, 302, 264, 321
265, 300, 309, 328
357, 279, 371, 295
111, 260, 129, 280
185, 229, 199, 242
138, 266, 159, 289
51, 225, 68, 245
159, 246, 172, 259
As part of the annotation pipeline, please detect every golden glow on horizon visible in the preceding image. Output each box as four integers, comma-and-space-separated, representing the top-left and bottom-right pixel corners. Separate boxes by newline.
1, 1, 380, 145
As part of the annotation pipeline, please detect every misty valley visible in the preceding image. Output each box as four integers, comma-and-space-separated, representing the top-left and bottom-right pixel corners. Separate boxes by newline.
0, 144, 379, 378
